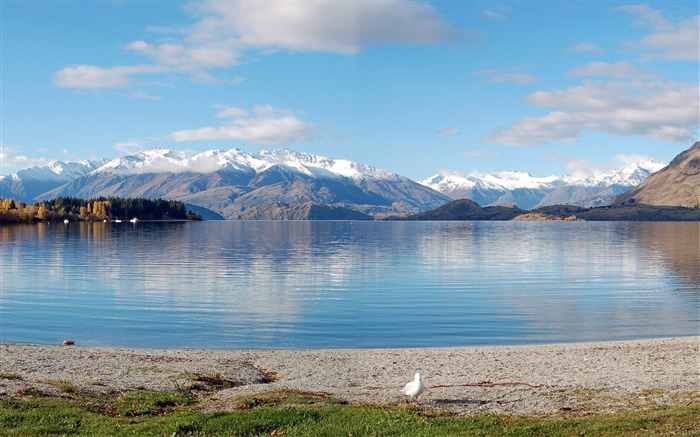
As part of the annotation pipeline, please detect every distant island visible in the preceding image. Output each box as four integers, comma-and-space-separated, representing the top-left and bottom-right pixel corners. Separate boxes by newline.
0, 196, 202, 224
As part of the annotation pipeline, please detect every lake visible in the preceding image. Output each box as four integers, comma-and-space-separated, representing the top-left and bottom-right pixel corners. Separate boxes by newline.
1, 221, 698, 349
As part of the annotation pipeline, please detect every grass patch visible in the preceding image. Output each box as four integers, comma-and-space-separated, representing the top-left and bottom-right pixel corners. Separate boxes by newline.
231, 389, 347, 410
106, 390, 197, 417
13, 387, 47, 398
44, 380, 79, 395
0, 391, 698, 436
0, 373, 23, 381
186, 372, 242, 391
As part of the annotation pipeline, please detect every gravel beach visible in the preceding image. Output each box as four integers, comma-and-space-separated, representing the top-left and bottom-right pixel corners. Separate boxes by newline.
1, 337, 698, 416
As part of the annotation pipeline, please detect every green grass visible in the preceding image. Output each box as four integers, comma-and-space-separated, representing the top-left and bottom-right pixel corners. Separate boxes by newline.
0, 390, 698, 436
0, 373, 23, 381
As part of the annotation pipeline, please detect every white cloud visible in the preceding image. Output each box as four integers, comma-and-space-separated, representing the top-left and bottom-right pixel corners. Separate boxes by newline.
54, 0, 459, 90
544, 152, 657, 179
463, 149, 499, 157
188, 0, 460, 55
114, 141, 144, 154
615, 4, 674, 32
638, 16, 700, 61
483, 10, 506, 21
53, 64, 164, 89
616, 5, 699, 61
543, 153, 605, 179
170, 104, 316, 145
0, 145, 52, 173
481, 80, 699, 145
129, 90, 163, 100
568, 61, 656, 79
567, 42, 604, 53
124, 41, 238, 70
614, 153, 657, 166
474, 67, 538, 84
214, 105, 249, 119
438, 128, 462, 136
54, 65, 130, 88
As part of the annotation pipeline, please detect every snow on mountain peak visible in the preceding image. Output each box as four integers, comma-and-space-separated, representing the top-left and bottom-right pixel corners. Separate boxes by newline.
571, 158, 666, 187
2, 159, 105, 183
419, 155, 669, 208
88, 147, 399, 182
420, 170, 562, 193
257, 149, 397, 181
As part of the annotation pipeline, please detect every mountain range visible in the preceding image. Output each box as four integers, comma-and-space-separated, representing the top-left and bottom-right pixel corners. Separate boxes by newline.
419, 158, 666, 209
0, 144, 695, 219
1, 148, 449, 219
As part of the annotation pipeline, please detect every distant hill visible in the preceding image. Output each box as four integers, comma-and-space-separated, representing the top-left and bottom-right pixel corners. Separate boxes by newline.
397, 199, 522, 221
615, 142, 700, 208
231, 202, 373, 220
397, 198, 699, 221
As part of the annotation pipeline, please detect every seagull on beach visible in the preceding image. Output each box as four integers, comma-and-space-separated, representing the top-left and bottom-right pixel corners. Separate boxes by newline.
401, 372, 425, 403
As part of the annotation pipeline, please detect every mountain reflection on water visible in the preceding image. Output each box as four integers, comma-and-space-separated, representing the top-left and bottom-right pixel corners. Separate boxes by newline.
1, 221, 697, 349
639, 222, 699, 289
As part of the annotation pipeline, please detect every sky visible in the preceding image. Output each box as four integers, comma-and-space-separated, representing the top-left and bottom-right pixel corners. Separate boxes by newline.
1, 0, 698, 181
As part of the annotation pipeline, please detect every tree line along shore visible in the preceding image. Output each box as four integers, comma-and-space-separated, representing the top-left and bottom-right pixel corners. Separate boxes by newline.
0, 196, 202, 223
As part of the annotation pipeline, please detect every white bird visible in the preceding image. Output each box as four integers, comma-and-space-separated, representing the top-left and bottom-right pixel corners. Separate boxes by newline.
401, 372, 425, 403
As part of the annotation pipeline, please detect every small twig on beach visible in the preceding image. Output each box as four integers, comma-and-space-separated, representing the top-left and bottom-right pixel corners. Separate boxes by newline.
430, 380, 548, 389
366, 380, 549, 390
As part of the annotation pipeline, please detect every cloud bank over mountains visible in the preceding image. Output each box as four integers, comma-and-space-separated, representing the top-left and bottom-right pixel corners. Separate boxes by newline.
170, 105, 317, 145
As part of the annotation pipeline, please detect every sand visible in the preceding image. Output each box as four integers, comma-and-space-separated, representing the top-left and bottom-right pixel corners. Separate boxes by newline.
1, 337, 698, 416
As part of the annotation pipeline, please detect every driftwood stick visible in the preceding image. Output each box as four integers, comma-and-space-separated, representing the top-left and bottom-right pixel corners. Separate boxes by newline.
430, 381, 548, 389
366, 380, 548, 390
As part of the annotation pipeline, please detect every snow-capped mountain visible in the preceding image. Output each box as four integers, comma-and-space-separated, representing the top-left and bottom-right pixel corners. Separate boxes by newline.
1, 159, 107, 203
420, 171, 566, 209
89, 147, 402, 182
2, 147, 671, 217
30, 148, 451, 218
420, 158, 667, 209
537, 159, 666, 207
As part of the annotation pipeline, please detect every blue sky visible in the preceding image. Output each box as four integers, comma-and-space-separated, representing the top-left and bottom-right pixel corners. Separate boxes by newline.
1, 1, 698, 180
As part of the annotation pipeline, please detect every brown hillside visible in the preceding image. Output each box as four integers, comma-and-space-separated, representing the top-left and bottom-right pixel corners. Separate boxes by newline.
616, 142, 700, 208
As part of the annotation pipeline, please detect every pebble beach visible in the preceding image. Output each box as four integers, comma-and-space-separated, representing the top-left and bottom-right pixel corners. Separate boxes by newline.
1, 337, 698, 416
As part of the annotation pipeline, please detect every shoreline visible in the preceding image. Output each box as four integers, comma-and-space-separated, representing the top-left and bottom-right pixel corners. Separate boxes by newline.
2, 337, 698, 416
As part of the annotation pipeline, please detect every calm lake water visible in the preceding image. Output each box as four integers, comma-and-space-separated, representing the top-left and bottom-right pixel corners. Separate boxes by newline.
1, 221, 698, 349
